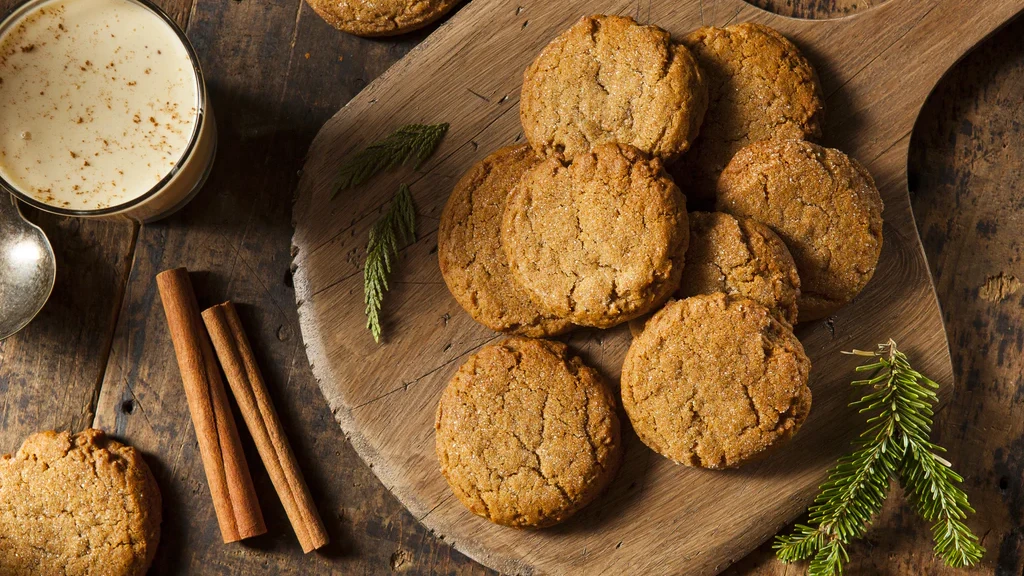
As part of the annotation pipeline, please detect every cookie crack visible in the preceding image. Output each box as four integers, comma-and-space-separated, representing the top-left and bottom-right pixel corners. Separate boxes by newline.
580, 387, 601, 469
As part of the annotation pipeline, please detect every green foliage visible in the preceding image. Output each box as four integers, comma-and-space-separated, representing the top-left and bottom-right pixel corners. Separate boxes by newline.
774, 340, 984, 575
363, 184, 415, 343
340, 122, 447, 342
333, 123, 449, 197
808, 540, 847, 576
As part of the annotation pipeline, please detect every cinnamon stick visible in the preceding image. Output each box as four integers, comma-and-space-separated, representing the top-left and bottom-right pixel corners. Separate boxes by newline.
156, 268, 266, 543
202, 301, 329, 553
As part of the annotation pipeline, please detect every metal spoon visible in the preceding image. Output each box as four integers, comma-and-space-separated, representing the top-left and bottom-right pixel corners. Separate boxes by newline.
0, 192, 55, 340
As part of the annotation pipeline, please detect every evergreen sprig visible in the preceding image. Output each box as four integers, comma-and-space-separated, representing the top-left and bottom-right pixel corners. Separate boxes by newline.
332, 123, 449, 198
363, 184, 415, 343
774, 340, 984, 575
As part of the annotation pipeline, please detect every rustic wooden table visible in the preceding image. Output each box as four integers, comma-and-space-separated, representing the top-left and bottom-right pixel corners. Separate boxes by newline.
0, 0, 1019, 573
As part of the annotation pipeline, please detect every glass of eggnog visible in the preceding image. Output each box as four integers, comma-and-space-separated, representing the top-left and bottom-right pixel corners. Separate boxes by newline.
0, 0, 215, 222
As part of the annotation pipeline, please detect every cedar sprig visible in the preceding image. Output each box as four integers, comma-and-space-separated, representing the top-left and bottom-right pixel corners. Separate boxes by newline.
363, 184, 415, 343
774, 339, 984, 575
332, 123, 448, 198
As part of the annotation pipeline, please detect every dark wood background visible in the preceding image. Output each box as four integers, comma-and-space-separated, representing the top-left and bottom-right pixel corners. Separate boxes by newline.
0, 0, 1019, 573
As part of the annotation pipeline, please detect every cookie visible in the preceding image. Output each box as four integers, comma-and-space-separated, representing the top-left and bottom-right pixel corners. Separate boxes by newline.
670, 23, 824, 204
716, 139, 884, 321
305, 0, 459, 37
435, 337, 621, 528
521, 14, 707, 161
622, 294, 811, 468
679, 212, 801, 325
439, 144, 572, 337
0, 429, 161, 576
502, 143, 689, 328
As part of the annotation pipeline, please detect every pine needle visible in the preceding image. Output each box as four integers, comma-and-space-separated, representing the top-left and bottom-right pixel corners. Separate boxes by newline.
332, 123, 448, 198
363, 184, 416, 343
774, 339, 984, 574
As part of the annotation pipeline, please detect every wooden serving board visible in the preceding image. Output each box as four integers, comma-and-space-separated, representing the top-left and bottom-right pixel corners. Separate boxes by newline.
291, 1, 1024, 573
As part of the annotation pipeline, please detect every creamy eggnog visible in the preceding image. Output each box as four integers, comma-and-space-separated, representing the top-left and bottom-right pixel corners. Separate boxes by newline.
0, 0, 214, 220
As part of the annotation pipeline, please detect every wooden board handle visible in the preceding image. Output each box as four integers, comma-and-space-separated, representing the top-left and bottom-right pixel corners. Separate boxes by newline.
762, 0, 1024, 153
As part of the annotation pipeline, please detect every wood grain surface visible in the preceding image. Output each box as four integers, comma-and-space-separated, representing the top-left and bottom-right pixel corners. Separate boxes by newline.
0, 0, 1022, 574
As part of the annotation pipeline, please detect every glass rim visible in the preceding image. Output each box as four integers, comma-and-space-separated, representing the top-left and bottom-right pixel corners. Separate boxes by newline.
0, 0, 208, 217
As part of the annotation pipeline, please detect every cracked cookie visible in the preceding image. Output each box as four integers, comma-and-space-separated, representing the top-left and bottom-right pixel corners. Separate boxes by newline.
622, 294, 811, 468
679, 211, 801, 325
435, 337, 621, 528
716, 139, 884, 321
502, 143, 689, 328
305, 0, 460, 37
439, 144, 572, 337
669, 23, 824, 204
0, 429, 161, 576
520, 14, 708, 161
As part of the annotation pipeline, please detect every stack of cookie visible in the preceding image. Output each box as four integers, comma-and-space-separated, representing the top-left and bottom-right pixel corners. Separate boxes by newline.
436, 14, 883, 527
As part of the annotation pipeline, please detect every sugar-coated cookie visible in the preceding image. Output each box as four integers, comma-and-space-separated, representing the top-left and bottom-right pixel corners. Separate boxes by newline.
521, 14, 707, 161
502, 143, 689, 328
0, 429, 161, 576
306, 0, 460, 37
679, 211, 801, 325
716, 139, 883, 321
439, 144, 572, 337
436, 337, 621, 528
622, 294, 811, 468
